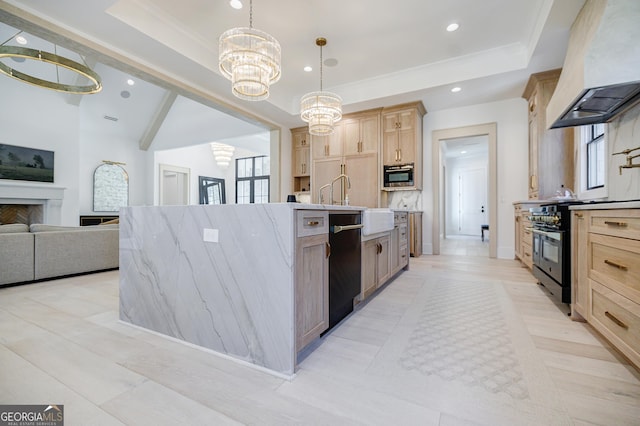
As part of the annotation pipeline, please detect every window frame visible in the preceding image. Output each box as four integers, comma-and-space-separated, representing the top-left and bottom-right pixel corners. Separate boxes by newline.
577, 124, 607, 200
235, 155, 270, 204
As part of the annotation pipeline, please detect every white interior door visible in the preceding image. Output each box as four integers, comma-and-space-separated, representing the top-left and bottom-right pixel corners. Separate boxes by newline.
458, 167, 487, 236
159, 164, 190, 205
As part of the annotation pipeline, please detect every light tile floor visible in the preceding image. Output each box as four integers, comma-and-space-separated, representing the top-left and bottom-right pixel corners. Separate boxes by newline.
1, 255, 639, 425
440, 235, 489, 257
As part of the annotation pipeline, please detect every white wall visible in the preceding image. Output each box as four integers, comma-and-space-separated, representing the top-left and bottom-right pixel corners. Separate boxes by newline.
154, 143, 266, 204
422, 98, 529, 258
78, 111, 149, 215
605, 102, 640, 200
1, 78, 80, 225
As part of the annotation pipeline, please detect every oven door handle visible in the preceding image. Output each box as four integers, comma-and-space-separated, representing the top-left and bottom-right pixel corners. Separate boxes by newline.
532, 228, 562, 241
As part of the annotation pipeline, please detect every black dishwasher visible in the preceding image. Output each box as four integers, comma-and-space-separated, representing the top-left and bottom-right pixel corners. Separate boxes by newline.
326, 213, 362, 331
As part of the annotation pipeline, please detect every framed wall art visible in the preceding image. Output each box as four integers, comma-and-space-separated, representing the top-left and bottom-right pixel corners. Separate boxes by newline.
0, 143, 54, 183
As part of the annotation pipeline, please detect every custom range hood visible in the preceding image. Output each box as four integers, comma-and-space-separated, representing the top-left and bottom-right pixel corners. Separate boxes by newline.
546, 0, 640, 129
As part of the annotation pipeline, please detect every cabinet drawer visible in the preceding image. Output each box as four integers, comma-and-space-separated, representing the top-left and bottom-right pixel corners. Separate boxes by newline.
399, 224, 408, 243
589, 210, 640, 240
399, 245, 408, 264
590, 281, 640, 366
296, 211, 328, 237
522, 244, 533, 269
394, 212, 408, 224
589, 233, 640, 302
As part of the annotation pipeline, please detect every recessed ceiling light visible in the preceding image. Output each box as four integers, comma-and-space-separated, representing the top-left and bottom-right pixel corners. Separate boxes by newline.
229, 0, 243, 9
15, 35, 27, 45
127, 79, 135, 86
451, 86, 461, 93
304, 66, 312, 72
446, 23, 459, 32
461, 150, 467, 154
120, 90, 131, 99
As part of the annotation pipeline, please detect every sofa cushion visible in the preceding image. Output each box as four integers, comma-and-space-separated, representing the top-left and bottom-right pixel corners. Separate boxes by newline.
0, 223, 29, 234
30, 223, 119, 232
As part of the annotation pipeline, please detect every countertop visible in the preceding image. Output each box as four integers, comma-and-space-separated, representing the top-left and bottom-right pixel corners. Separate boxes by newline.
570, 200, 640, 210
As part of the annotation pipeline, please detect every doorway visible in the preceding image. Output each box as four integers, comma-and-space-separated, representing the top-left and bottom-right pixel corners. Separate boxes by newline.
432, 123, 497, 258
159, 164, 190, 205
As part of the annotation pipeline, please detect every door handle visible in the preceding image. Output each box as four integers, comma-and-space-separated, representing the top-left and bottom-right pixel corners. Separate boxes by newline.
325, 242, 331, 258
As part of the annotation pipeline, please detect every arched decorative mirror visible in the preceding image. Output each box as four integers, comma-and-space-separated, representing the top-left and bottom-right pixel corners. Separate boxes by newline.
93, 161, 129, 212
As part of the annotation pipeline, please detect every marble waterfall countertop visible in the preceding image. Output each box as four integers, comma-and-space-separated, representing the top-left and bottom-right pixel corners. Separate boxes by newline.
119, 203, 363, 377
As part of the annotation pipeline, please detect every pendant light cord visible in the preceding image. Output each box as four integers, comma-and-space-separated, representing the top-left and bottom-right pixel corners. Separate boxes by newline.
319, 43, 323, 91
249, 0, 253, 28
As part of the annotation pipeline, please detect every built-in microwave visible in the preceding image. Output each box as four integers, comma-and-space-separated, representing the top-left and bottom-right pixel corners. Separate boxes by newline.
383, 163, 414, 188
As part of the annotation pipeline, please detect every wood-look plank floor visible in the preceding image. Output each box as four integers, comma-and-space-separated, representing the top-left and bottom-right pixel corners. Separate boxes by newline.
1, 248, 639, 425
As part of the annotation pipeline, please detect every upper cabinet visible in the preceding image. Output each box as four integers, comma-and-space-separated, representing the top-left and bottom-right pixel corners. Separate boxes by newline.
522, 70, 574, 200
381, 102, 426, 191
311, 124, 344, 159
291, 102, 425, 206
343, 112, 380, 156
291, 127, 311, 193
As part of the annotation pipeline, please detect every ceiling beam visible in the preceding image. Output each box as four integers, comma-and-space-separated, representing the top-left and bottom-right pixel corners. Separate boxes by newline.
139, 91, 177, 151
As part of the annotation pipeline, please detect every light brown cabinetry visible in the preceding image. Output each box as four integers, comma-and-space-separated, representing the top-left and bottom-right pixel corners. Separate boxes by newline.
311, 126, 344, 159
391, 211, 409, 274
310, 110, 380, 207
522, 69, 574, 200
295, 211, 329, 351
409, 211, 422, 257
362, 234, 391, 299
513, 201, 539, 269
381, 102, 425, 191
571, 210, 589, 320
291, 127, 311, 193
343, 113, 379, 155
571, 207, 640, 369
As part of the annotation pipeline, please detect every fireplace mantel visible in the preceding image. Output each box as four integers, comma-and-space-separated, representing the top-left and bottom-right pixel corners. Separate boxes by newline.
0, 182, 66, 224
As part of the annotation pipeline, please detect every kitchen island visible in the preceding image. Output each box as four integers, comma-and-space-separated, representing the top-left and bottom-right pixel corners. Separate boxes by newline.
119, 203, 364, 377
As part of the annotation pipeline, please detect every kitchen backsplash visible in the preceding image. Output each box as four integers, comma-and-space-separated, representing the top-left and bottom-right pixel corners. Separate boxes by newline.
388, 191, 422, 211
607, 101, 640, 201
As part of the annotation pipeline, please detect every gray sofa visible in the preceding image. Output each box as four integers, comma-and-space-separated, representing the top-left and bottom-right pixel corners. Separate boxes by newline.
0, 223, 119, 286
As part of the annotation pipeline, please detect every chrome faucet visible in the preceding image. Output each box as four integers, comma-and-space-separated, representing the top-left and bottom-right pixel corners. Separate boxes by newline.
330, 174, 351, 205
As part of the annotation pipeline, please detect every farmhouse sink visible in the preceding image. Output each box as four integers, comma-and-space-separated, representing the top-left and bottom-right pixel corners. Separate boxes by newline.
362, 208, 394, 236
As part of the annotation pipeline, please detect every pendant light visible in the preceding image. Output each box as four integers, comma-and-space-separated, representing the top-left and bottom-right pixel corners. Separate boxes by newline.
300, 37, 342, 136
218, 0, 281, 101
0, 30, 101, 94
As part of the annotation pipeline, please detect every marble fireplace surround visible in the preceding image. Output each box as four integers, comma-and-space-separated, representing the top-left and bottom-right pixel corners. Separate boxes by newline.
0, 182, 65, 225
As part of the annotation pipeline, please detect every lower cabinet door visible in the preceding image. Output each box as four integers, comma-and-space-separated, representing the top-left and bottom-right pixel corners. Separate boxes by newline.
362, 238, 379, 299
295, 234, 329, 351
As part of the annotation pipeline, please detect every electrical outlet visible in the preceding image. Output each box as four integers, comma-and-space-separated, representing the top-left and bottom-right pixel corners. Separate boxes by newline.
203, 228, 219, 243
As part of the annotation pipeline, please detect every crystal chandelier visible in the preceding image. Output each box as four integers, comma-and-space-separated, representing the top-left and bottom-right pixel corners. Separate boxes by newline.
300, 37, 342, 136
218, 0, 281, 101
210, 143, 235, 168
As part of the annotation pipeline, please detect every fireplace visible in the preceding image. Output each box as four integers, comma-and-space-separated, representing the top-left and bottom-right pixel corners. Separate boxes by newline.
0, 182, 65, 225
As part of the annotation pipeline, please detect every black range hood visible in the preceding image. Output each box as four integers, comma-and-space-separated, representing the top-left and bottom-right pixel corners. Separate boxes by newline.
549, 81, 640, 129
547, 0, 640, 129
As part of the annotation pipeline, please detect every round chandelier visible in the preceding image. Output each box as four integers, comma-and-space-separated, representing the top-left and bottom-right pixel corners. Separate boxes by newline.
210, 142, 235, 168
0, 31, 102, 95
300, 37, 342, 136
218, 0, 281, 101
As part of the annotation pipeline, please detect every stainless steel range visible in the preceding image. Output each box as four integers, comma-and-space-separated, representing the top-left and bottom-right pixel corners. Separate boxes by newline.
528, 202, 582, 304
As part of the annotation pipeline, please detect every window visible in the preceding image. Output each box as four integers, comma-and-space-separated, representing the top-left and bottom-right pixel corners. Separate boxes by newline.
578, 123, 607, 200
586, 123, 605, 189
236, 156, 270, 204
